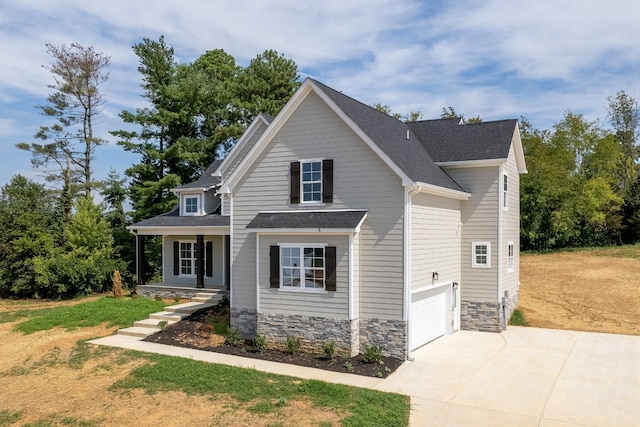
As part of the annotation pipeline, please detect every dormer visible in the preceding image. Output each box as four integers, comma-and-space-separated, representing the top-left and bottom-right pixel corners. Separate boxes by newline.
171, 159, 224, 217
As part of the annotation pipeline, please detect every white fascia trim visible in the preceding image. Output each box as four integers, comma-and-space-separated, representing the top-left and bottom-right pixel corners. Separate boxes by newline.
258, 209, 368, 214
411, 182, 471, 200
436, 159, 505, 168
126, 226, 230, 236
171, 187, 207, 195
512, 123, 528, 174
216, 113, 272, 179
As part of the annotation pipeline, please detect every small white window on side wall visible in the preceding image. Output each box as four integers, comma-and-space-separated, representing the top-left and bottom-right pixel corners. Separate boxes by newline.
472, 242, 491, 268
507, 242, 514, 272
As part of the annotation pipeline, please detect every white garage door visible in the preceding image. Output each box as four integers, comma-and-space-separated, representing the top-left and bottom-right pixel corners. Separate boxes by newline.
410, 285, 449, 350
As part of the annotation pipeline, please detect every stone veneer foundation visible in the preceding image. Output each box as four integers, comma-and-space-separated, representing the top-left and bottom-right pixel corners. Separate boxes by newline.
359, 318, 407, 360
461, 292, 519, 332
231, 308, 257, 338
257, 313, 359, 357
251, 313, 408, 360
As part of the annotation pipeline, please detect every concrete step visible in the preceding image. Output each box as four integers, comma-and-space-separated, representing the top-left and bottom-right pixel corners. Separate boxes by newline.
149, 311, 190, 322
164, 301, 216, 314
192, 292, 224, 303
117, 326, 158, 338
134, 318, 177, 329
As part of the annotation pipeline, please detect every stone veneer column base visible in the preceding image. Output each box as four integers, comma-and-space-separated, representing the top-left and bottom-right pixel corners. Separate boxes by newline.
231, 308, 257, 338
257, 313, 359, 357
461, 291, 519, 332
359, 318, 407, 360
460, 301, 501, 332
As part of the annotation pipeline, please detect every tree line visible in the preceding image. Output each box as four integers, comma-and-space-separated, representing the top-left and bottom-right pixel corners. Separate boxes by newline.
1, 37, 638, 299
1, 37, 299, 298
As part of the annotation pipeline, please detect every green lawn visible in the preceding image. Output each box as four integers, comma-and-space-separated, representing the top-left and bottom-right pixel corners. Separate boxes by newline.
3, 296, 411, 426
12, 296, 167, 334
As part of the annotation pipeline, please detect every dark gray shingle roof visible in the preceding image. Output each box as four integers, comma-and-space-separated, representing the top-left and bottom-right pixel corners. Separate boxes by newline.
246, 210, 367, 230
407, 119, 518, 163
174, 159, 222, 190
312, 80, 464, 192
131, 206, 229, 228
311, 80, 518, 190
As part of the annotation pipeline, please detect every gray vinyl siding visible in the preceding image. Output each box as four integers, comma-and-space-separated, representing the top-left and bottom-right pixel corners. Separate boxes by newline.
502, 144, 520, 300
232, 90, 405, 320
445, 166, 500, 303
221, 195, 230, 216
162, 235, 225, 287
410, 193, 462, 289
259, 235, 349, 318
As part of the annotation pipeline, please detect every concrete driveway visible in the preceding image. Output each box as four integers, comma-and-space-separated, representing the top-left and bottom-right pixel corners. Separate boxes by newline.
378, 326, 640, 426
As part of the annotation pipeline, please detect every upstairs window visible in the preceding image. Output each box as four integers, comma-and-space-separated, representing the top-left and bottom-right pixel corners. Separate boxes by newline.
302, 161, 322, 202
290, 159, 333, 204
503, 173, 508, 211
472, 242, 491, 268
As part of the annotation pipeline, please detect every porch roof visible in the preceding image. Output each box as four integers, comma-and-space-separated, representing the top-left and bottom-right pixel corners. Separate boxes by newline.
246, 210, 367, 233
129, 208, 230, 235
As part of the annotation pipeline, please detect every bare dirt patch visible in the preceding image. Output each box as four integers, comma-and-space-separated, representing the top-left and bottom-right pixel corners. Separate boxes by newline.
519, 251, 640, 335
0, 301, 347, 426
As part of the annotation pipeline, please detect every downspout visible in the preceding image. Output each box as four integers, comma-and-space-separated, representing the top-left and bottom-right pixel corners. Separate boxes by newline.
497, 166, 504, 331
256, 233, 260, 314
348, 233, 354, 321
403, 186, 414, 360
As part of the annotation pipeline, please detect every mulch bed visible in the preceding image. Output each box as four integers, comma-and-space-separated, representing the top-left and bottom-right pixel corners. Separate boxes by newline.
143, 304, 403, 378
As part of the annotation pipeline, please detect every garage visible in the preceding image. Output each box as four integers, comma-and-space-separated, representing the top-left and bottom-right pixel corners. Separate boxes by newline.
410, 284, 451, 350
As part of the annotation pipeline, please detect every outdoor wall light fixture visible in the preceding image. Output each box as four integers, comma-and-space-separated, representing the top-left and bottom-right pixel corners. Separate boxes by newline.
432, 271, 439, 282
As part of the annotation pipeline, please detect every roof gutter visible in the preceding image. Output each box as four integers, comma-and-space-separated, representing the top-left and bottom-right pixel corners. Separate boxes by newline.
410, 182, 471, 200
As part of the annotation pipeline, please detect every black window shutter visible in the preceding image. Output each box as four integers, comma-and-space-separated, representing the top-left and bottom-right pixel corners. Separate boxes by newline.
325, 246, 337, 291
290, 161, 300, 204
173, 241, 180, 276
269, 245, 280, 288
206, 241, 213, 277
322, 159, 333, 203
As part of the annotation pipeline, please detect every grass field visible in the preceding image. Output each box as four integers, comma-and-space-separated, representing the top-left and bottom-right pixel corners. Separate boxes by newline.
0, 295, 409, 426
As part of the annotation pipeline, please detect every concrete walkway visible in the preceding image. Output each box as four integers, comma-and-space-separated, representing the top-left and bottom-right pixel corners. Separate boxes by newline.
90, 327, 640, 426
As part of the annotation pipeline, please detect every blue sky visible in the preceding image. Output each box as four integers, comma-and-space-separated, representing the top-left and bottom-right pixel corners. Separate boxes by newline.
1, 0, 640, 190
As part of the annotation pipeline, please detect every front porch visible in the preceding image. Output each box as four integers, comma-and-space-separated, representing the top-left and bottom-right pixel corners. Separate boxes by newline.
136, 282, 228, 300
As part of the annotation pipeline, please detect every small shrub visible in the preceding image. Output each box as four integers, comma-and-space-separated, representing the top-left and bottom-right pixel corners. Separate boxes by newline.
321, 340, 336, 360
154, 295, 163, 302
158, 320, 168, 331
173, 295, 181, 303
112, 270, 123, 298
224, 327, 244, 346
254, 333, 267, 353
344, 361, 354, 373
285, 335, 302, 354
375, 371, 383, 378
362, 344, 384, 364
509, 308, 529, 326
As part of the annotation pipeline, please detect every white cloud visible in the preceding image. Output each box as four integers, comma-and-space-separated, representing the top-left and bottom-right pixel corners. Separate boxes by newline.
1, 0, 640, 187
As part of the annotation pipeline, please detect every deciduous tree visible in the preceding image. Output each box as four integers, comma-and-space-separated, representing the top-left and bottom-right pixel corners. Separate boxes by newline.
17, 43, 110, 197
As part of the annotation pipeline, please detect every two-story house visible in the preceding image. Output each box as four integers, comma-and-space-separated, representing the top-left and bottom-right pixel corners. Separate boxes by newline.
129, 78, 527, 360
